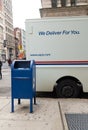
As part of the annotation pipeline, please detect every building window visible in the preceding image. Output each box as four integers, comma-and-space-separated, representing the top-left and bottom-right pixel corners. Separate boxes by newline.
61, 0, 66, 7
51, 0, 57, 8
70, 0, 76, 6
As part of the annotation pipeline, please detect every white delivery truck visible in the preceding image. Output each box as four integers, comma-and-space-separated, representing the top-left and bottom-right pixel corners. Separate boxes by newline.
25, 16, 88, 98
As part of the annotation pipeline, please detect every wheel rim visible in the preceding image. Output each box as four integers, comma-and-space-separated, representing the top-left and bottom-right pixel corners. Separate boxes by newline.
62, 86, 74, 97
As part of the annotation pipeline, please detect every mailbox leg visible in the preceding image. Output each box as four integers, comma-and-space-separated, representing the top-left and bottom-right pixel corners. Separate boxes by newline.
34, 96, 36, 105
11, 98, 14, 112
30, 98, 33, 113
18, 99, 21, 104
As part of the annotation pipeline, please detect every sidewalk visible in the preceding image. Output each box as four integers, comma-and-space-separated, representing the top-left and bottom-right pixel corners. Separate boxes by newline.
0, 63, 63, 130
1, 97, 88, 130
0, 97, 63, 130
2, 62, 9, 69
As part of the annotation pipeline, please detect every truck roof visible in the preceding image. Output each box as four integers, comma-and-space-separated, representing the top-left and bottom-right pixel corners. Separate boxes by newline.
25, 15, 88, 23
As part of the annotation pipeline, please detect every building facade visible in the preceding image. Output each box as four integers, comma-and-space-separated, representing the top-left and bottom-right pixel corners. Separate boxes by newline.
0, 0, 15, 62
3, 0, 15, 61
14, 28, 26, 59
40, 0, 88, 17
0, 0, 5, 61
21, 29, 26, 58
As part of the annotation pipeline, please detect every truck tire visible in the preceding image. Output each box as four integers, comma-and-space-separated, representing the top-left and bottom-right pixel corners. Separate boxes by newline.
55, 79, 80, 98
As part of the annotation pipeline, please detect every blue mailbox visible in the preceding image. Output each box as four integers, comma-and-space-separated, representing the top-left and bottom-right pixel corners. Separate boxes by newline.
11, 60, 36, 113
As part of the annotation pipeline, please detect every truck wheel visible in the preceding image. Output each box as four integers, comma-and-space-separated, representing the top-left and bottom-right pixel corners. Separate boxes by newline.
55, 79, 80, 98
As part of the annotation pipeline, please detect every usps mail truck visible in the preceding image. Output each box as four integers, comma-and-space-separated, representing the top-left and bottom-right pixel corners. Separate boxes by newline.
25, 16, 88, 98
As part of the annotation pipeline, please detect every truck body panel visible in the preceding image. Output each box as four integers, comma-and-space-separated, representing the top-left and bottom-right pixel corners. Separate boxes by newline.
25, 16, 88, 94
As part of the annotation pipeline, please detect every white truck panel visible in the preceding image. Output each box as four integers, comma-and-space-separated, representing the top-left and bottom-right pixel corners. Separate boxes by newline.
25, 17, 88, 61
25, 16, 88, 95
36, 65, 88, 92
